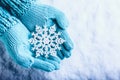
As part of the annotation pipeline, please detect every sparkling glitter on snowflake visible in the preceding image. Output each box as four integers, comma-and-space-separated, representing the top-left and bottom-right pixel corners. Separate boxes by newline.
29, 25, 65, 58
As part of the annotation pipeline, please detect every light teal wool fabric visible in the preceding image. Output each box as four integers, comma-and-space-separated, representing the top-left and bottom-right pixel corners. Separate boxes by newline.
0, 0, 74, 59
0, 7, 60, 72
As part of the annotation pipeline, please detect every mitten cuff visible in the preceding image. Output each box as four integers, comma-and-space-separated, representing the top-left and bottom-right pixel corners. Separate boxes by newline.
0, 7, 19, 36
0, 0, 35, 17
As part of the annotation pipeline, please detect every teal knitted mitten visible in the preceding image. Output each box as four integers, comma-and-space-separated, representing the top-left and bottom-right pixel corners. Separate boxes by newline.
0, 7, 60, 72
0, 0, 74, 59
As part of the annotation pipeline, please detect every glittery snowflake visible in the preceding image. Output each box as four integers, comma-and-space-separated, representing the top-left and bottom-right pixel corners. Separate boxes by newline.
29, 25, 65, 58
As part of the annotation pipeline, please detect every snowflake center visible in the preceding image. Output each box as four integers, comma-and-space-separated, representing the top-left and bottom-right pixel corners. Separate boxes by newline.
43, 37, 50, 44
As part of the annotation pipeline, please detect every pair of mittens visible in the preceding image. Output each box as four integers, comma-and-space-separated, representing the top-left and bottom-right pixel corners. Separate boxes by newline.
0, 0, 74, 71
0, 7, 61, 72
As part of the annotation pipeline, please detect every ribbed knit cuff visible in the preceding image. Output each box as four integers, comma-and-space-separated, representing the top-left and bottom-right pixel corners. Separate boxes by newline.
0, 7, 19, 36
0, 0, 35, 17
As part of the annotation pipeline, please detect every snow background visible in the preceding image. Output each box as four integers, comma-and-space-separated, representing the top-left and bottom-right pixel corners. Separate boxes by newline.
0, 0, 120, 80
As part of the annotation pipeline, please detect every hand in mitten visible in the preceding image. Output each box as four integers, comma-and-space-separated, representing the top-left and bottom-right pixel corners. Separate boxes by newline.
0, 0, 74, 59
0, 7, 60, 72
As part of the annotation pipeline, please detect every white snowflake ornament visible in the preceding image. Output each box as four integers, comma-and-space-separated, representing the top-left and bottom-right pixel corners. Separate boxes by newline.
29, 25, 65, 58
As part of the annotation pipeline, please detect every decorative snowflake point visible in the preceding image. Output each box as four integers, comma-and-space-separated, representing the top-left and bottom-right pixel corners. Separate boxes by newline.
29, 25, 65, 58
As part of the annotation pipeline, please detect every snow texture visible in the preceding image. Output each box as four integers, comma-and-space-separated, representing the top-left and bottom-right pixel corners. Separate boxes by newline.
1, 0, 120, 80
29, 25, 65, 58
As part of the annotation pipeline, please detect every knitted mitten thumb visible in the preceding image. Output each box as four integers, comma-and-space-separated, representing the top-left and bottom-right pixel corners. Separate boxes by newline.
0, 7, 60, 71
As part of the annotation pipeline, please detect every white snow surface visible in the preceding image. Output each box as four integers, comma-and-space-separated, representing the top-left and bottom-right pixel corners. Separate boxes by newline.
0, 0, 120, 80
38, 0, 120, 80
